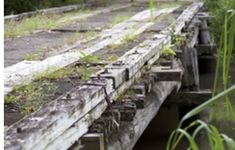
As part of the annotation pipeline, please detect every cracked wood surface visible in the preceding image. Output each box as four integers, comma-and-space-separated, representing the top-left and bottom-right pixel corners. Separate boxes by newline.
4, 6, 179, 95
4, 2, 203, 150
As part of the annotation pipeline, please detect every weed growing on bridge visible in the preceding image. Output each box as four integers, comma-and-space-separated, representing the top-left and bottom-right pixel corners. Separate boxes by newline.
121, 33, 137, 44
169, 23, 184, 47
4, 8, 93, 39
44, 68, 74, 80
79, 51, 99, 80
4, 14, 60, 39
84, 31, 98, 41
5, 80, 57, 115
112, 14, 132, 26
24, 53, 38, 61
149, 0, 155, 20
161, 44, 176, 58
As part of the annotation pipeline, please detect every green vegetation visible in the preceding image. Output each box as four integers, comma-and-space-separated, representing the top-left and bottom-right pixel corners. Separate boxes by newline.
80, 51, 100, 80
5, 0, 83, 15
5, 80, 57, 115
167, 85, 235, 150
112, 14, 132, 25
83, 31, 98, 41
121, 33, 137, 44
149, 0, 155, 19
4, 51, 101, 115
202, 0, 235, 122
169, 23, 184, 46
107, 55, 119, 61
43, 68, 74, 80
24, 53, 38, 61
161, 44, 176, 57
4, 8, 92, 39
167, 0, 235, 149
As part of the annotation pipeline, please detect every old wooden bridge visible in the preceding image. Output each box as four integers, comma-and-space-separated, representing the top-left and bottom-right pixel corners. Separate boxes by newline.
4, 1, 215, 149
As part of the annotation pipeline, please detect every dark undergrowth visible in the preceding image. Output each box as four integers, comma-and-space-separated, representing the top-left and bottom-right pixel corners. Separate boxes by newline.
4, 0, 111, 15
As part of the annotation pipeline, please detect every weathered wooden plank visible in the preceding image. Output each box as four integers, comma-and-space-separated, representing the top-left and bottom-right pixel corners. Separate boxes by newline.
185, 20, 200, 48
5, 78, 114, 150
107, 81, 180, 150
4, 4, 87, 21
58, 4, 133, 23
151, 66, 183, 81
4, 60, 39, 74
44, 100, 108, 150
80, 133, 105, 150
121, 2, 203, 80
4, 3, 203, 150
4, 7, 178, 95
181, 47, 200, 89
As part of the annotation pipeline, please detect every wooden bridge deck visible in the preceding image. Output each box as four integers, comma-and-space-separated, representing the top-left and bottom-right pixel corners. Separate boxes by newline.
4, 1, 215, 150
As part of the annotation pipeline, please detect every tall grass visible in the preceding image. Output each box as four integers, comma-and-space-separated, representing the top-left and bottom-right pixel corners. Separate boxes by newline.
206, 0, 235, 121
166, 0, 235, 149
4, 9, 91, 39
167, 85, 235, 150
149, 0, 155, 19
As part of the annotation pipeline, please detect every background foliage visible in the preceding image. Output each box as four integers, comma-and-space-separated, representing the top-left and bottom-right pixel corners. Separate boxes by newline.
4, 0, 83, 15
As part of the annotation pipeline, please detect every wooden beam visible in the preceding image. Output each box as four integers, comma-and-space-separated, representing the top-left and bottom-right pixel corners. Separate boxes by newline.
198, 14, 212, 44
4, 4, 88, 21
5, 79, 114, 150
150, 65, 183, 81
106, 81, 180, 150
181, 48, 200, 89
166, 89, 212, 105
4, 7, 179, 95
195, 44, 217, 55
4, 3, 203, 150
80, 133, 105, 150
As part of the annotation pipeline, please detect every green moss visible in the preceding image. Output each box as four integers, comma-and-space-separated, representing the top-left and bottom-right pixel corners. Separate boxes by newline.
5, 80, 57, 115
24, 53, 38, 61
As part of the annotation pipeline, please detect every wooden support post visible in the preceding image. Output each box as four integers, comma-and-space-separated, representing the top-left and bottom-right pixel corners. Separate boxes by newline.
112, 101, 137, 122
198, 14, 211, 44
150, 66, 183, 82
181, 47, 200, 89
107, 82, 180, 150
129, 84, 146, 96
80, 133, 105, 150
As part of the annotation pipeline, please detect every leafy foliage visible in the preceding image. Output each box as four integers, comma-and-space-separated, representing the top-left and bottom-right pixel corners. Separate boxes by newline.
79, 51, 99, 80
5, 0, 83, 15
167, 85, 235, 150
161, 44, 176, 57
